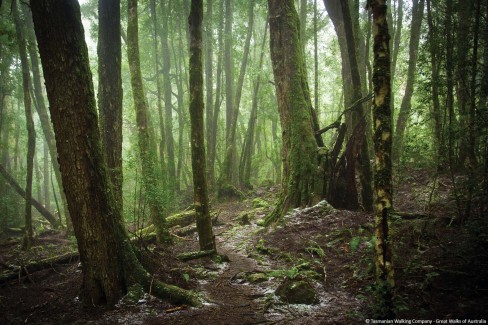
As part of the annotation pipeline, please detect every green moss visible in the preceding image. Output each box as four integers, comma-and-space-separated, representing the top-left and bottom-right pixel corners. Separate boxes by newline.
252, 198, 269, 209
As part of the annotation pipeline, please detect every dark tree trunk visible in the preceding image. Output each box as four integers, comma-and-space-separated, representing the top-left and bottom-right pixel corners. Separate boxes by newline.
13, 0, 36, 250
265, 0, 321, 225
188, 0, 216, 251
98, 0, 123, 212
30, 0, 196, 306
23, 4, 71, 230
369, 0, 394, 317
127, 0, 169, 243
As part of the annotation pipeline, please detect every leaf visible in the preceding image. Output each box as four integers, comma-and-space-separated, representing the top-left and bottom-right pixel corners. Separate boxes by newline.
183, 273, 190, 282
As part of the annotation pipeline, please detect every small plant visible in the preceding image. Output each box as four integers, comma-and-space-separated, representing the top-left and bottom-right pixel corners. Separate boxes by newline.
183, 273, 190, 282
305, 242, 325, 258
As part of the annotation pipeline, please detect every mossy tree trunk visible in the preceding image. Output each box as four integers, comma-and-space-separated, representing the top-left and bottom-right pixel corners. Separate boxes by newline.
265, 0, 321, 225
30, 0, 197, 306
13, 0, 36, 250
369, 0, 394, 317
188, 0, 216, 252
127, 0, 169, 243
98, 0, 123, 212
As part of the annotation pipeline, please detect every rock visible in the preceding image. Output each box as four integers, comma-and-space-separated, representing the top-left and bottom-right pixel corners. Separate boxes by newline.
238, 211, 251, 225
121, 283, 144, 305
275, 280, 317, 305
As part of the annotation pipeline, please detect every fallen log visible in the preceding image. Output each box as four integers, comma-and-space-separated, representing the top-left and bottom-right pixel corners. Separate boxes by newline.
0, 251, 79, 284
0, 164, 60, 229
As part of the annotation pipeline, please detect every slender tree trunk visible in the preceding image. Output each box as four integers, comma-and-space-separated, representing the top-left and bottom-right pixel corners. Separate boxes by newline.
127, 0, 169, 243
204, 0, 214, 187
13, 0, 36, 250
239, 21, 268, 188
219, 0, 255, 191
43, 140, 50, 210
208, 0, 225, 189
426, 0, 444, 169
314, 0, 319, 115
224, 0, 233, 145
265, 0, 321, 225
369, 0, 394, 317
98, 0, 123, 212
30, 0, 196, 306
455, 0, 473, 167
150, 0, 167, 180
189, 0, 216, 251
392, 0, 425, 165
161, 0, 177, 191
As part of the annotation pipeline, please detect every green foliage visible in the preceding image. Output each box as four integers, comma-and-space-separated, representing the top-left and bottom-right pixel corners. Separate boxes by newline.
349, 236, 361, 252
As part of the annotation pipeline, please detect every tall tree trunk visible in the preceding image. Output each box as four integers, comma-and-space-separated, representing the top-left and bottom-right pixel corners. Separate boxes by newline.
150, 0, 167, 181
455, 0, 473, 167
368, 0, 394, 317
265, 0, 321, 225
239, 21, 268, 189
30, 0, 196, 306
127, 0, 169, 243
224, 0, 233, 145
189, 0, 216, 252
392, 0, 425, 165
161, 0, 177, 192
98, 0, 123, 212
43, 140, 50, 210
207, 0, 225, 189
23, 4, 71, 231
219, 0, 255, 191
313, 0, 319, 115
13, 0, 36, 250
204, 0, 214, 187
426, 0, 444, 169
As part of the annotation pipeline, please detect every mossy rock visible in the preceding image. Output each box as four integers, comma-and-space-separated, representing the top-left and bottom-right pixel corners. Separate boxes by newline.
218, 184, 245, 200
238, 211, 251, 225
252, 198, 269, 209
275, 279, 317, 305
247, 272, 268, 283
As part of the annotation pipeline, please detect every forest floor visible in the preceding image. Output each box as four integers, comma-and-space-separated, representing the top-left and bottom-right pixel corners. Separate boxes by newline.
0, 168, 487, 324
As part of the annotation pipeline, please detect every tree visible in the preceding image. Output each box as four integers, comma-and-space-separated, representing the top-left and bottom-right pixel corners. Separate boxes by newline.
188, 0, 216, 252
368, 0, 394, 317
13, 0, 36, 250
393, 0, 425, 165
127, 0, 169, 243
265, 0, 322, 225
98, 0, 123, 211
29, 0, 196, 306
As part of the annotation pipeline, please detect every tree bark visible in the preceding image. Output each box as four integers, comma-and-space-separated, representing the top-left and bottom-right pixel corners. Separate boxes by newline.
127, 0, 169, 243
98, 0, 123, 212
265, 0, 321, 225
30, 0, 197, 306
22, 4, 71, 231
369, 0, 394, 317
188, 0, 216, 252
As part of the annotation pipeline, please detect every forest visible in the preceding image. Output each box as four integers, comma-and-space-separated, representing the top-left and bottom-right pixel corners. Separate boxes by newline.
0, 0, 487, 323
